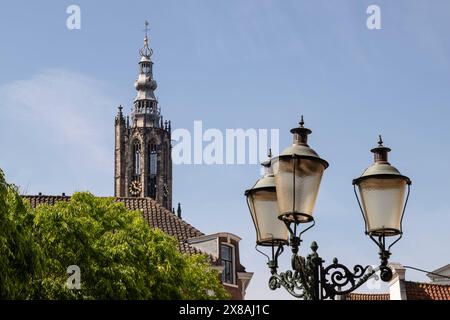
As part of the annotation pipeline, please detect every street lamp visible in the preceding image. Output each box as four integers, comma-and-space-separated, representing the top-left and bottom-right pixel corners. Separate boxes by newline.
245, 150, 289, 248
353, 135, 411, 281
353, 135, 411, 236
245, 117, 412, 300
271, 116, 328, 225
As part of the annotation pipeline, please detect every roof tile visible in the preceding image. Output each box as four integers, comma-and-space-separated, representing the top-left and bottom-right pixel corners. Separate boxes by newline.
405, 281, 450, 300
344, 282, 450, 300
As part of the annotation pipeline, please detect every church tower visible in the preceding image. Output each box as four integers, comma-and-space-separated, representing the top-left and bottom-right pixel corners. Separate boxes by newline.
115, 22, 172, 209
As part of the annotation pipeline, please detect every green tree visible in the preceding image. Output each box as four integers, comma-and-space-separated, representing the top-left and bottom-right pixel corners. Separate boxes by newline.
0, 169, 42, 299
31, 192, 229, 300
0, 168, 229, 299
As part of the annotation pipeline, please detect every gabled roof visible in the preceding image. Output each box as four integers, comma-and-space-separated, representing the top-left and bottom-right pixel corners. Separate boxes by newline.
428, 264, 450, 276
23, 195, 204, 255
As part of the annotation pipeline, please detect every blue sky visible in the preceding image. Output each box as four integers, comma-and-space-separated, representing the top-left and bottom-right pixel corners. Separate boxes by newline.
0, 0, 449, 299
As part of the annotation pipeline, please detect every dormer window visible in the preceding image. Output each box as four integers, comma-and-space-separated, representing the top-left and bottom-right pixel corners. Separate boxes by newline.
220, 244, 234, 284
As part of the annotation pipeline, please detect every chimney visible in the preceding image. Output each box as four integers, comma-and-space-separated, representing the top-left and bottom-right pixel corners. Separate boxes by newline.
389, 263, 407, 300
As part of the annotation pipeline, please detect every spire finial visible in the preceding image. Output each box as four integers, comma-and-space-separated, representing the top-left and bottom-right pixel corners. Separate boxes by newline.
144, 20, 150, 38
268, 148, 272, 158
299, 115, 305, 128
177, 203, 182, 218
139, 20, 153, 58
378, 135, 383, 147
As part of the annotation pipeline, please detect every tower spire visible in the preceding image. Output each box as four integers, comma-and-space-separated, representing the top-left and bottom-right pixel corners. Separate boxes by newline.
133, 20, 159, 123
115, 21, 172, 209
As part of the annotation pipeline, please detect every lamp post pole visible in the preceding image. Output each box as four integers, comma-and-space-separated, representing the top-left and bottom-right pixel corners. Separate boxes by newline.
245, 117, 411, 300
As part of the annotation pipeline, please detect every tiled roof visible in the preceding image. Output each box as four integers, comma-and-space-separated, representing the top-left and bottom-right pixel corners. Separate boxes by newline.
344, 281, 450, 300
404, 281, 450, 300
22, 195, 204, 255
116, 197, 204, 241
344, 293, 390, 300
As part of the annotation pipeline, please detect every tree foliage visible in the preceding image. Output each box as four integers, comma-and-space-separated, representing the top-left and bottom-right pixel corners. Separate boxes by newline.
0, 169, 42, 299
0, 169, 229, 299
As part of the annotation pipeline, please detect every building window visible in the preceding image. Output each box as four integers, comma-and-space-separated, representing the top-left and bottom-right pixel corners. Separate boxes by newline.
149, 143, 157, 175
147, 143, 158, 199
220, 244, 234, 284
133, 142, 141, 178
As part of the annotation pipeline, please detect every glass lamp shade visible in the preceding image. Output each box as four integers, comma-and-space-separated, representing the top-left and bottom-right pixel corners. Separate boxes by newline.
245, 165, 289, 246
271, 118, 328, 223
353, 138, 411, 237
355, 177, 408, 236
272, 156, 326, 223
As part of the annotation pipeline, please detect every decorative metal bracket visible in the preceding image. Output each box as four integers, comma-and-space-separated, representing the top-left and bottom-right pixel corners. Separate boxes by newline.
268, 241, 385, 300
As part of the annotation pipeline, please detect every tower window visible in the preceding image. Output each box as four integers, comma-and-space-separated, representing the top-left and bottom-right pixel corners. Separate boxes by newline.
147, 143, 158, 199
149, 144, 158, 175
141, 62, 151, 74
220, 244, 234, 284
133, 142, 141, 178
150, 152, 157, 175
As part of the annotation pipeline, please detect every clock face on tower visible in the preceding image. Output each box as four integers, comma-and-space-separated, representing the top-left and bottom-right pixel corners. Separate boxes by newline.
129, 180, 142, 197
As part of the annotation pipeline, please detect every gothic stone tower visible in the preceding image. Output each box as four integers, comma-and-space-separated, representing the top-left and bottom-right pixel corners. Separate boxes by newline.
115, 26, 172, 209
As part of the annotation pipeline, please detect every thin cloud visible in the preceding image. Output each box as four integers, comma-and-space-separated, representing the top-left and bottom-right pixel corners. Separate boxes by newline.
0, 69, 117, 195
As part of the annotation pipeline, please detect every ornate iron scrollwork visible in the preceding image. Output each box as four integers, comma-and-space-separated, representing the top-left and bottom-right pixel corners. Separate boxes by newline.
268, 243, 319, 300
321, 258, 375, 300
267, 241, 379, 300
269, 270, 307, 299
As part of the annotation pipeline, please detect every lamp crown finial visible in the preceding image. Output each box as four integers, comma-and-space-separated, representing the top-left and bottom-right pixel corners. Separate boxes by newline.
299, 115, 305, 128
378, 135, 383, 147
371, 135, 391, 163
268, 148, 272, 158
290, 115, 312, 145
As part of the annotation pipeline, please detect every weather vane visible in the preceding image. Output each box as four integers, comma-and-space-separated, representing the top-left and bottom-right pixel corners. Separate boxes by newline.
143, 20, 150, 38
139, 20, 153, 58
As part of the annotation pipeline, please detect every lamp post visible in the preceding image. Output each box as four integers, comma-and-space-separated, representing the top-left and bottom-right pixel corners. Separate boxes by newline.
245, 117, 411, 300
